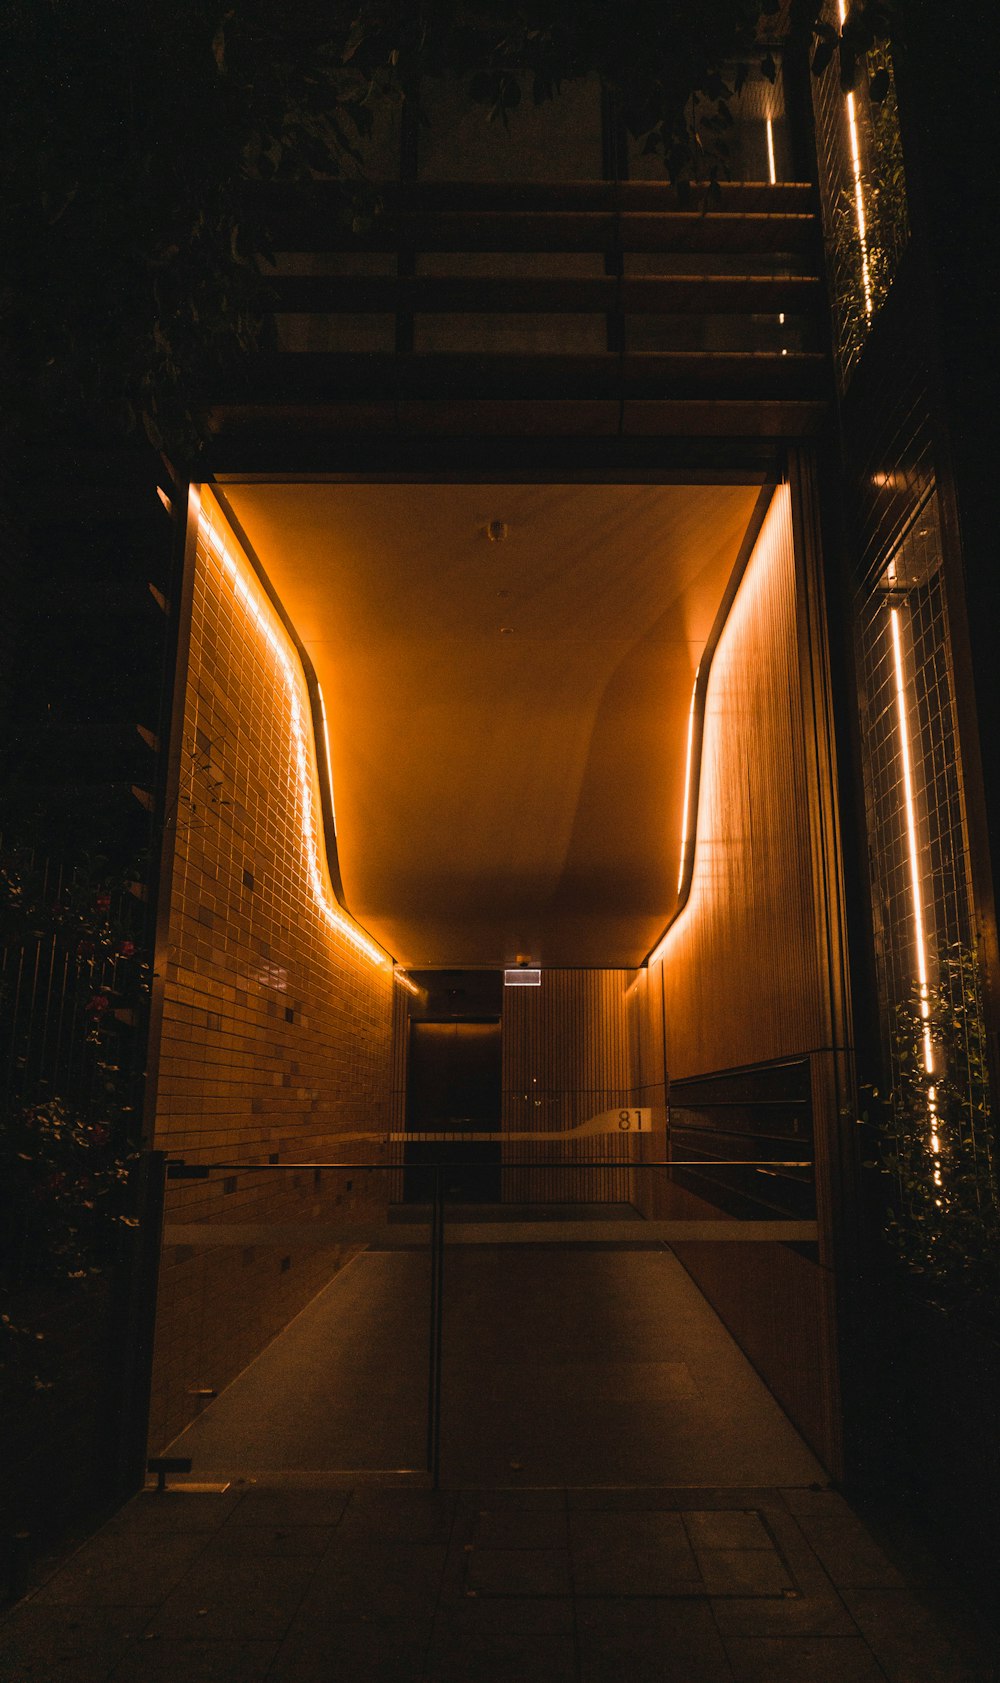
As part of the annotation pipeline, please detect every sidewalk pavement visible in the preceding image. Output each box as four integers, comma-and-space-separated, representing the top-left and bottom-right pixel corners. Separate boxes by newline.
2, 1479, 997, 1682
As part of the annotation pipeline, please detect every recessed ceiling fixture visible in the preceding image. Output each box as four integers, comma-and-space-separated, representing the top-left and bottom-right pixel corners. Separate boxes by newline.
485, 520, 509, 543
499, 625, 514, 635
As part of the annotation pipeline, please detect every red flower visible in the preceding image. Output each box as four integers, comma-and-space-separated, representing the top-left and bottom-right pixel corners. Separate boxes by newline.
95, 893, 112, 913
85, 994, 110, 1015
118, 939, 135, 959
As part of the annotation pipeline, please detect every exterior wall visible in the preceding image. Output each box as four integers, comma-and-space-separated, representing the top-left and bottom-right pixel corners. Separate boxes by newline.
655, 482, 826, 1071
501, 968, 635, 1202
641, 480, 850, 1471
147, 487, 394, 1451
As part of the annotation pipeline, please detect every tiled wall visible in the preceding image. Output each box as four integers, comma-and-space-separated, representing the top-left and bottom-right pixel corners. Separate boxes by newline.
148, 487, 394, 1451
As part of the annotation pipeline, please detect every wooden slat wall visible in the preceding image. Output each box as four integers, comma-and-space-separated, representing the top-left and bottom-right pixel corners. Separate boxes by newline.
637, 479, 849, 1474
653, 483, 823, 1073
501, 969, 634, 1203
387, 980, 410, 1201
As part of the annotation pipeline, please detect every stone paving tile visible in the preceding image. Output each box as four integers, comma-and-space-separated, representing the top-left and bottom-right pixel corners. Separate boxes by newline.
694, 1547, 794, 1597
793, 1511, 907, 1590
569, 1509, 702, 1596
298, 1542, 449, 1621
566, 1487, 788, 1514
465, 1547, 573, 1598
709, 1508, 858, 1639
337, 1488, 457, 1545
577, 1597, 735, 1683
435, 1596, 574, 1639
143, 1555, 317, 1642
223, 1486, 352, 1530
471, 1508, 569, 1550
779, 1485, 851, 1516
840, 1586, 1000, 1683
28, 1531, 212, 1608
269, 1617, 435, 1682
429, 1629, 578, 1683
723, 1634, 888, 1681
201, 1524, 337, 1559
683, 1510, 775, 1551
107, 1636, 278, 1681
455, 1488, 568, 1512
108, 1491, 243, 1536
0, 1604, 147, 1682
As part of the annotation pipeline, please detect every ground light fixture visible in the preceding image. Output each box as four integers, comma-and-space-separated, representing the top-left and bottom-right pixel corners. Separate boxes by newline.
191, 486, 389, 970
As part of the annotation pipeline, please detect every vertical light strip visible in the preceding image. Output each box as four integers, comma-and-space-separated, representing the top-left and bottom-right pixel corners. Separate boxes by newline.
316, 682, 337, 835
191, 487, 388, 969
766, 119, 786, 326
837, 0, 874, 319
677, 669, 700, 895
890, 605, 941, 1178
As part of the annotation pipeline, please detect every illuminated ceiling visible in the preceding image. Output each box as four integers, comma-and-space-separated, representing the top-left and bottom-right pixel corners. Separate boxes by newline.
221, 481, 761, 967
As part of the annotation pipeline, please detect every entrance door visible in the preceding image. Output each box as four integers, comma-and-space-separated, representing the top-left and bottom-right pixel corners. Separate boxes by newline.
404, 1019, 502, 1201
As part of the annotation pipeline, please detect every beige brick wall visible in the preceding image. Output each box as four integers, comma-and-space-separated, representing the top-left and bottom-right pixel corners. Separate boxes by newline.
148, 487, 394, 1452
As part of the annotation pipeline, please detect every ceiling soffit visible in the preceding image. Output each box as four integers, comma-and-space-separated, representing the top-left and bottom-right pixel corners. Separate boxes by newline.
222, 481, 761, 967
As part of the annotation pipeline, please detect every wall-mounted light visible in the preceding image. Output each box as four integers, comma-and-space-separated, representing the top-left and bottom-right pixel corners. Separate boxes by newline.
504, 968, 541, 987
393, 969, 423, 998
191, 487, 388, 970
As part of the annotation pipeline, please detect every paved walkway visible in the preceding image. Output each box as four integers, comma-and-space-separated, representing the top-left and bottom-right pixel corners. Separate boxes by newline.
164, 1243, 825, 1487
3, 1480, 997, 1681
4, 1232, 997, 1678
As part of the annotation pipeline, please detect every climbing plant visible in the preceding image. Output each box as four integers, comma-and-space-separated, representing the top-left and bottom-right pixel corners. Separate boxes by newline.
869, 943, 1000, 1320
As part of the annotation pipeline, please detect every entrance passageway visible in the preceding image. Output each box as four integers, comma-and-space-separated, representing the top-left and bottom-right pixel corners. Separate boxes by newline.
163, 1222, 824, 1488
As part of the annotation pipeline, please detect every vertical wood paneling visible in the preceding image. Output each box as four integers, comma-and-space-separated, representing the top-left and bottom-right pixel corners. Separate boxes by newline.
637, 478, 851, 1476
653, 484, 824, 1074
387, 979, 410, 1199
501, 969, 633, 1202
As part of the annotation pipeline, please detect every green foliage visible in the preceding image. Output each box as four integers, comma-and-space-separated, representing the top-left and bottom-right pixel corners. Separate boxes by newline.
0, 847, 146, 1389
869, 944, 1000, 1320
827, 39, 909, 379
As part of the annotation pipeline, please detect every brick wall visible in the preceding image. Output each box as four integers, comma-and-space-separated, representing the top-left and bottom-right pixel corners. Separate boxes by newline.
148, 487, 394, 1451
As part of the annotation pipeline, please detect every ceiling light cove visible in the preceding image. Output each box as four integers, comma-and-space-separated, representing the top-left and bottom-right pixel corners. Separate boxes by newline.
221, 482, 762, 968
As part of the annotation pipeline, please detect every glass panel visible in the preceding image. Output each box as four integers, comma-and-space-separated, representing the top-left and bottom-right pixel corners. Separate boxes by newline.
151, 1164, 431, 1479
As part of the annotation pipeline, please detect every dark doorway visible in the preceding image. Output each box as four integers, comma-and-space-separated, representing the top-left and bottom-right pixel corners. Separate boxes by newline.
404, 1019, 502, 1201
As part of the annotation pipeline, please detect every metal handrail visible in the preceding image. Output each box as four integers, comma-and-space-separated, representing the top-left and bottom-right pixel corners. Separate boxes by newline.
165, 1157, 813, 1175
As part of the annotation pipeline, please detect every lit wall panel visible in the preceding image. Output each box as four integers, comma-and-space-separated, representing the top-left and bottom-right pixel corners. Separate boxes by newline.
148, 488, 394, 1449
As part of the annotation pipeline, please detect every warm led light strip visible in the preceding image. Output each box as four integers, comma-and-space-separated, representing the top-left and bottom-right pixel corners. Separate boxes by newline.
838, 0, 874, 319
676, 670, 700, 896
393, 970, 423, 997
890, 606, 941, 1178
191, 487, 388, 969
765, 122, 786, 326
